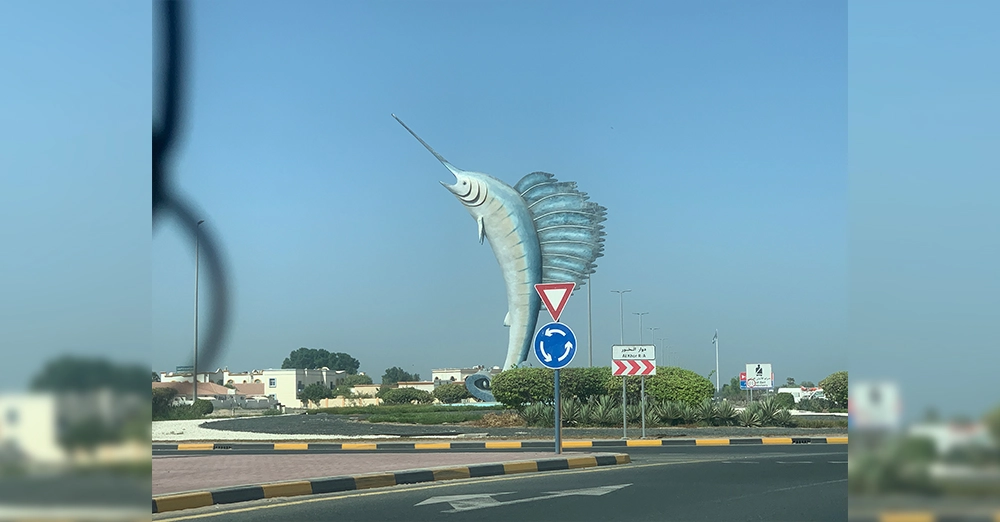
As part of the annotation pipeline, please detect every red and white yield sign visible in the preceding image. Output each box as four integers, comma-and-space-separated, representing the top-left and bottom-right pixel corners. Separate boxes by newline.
534, 282, 576, 322
611, 345, 656, 376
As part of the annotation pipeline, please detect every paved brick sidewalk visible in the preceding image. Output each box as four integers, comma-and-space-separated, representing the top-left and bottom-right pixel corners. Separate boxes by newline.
153, 451, 563, 495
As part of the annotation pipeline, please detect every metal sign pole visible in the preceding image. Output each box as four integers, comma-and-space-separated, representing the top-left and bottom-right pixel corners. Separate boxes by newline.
640, 375, 646, 438
622, 376, 627, 439
554, 369, 562, 454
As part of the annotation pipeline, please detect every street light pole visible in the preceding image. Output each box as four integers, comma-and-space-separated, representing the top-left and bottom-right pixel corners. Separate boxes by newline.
633, 312, 649, 343
587, 276, 592, 367
610, 289, 631, 440
610, 290, 631, 344
194, 219, 204, 403
648, 327, 660, 348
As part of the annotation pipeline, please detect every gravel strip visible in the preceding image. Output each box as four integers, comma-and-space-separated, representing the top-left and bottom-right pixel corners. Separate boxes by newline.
154, 414, 846, 442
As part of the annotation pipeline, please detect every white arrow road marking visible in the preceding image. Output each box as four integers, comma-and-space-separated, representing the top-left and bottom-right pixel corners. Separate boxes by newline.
545, 328, 566, 337
538, 342, 552, 362
558, 341, 573, 361
415, 484, 631, 513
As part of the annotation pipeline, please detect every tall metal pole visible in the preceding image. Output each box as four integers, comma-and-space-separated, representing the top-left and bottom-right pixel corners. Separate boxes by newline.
611, 290, 631, 344
193, 219, 205, 402
587, 276, 592, 367
611, 290, 630, 440
633, 312, 649, 343
714, 329, 720, 393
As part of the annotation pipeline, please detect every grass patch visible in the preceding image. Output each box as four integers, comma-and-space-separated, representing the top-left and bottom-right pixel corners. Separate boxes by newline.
366, 412, 487, 424
306, 404, 501, 416
793, 418, 848, 428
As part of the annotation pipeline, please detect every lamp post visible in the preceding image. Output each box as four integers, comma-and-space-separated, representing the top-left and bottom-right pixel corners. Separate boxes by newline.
610, 290, 631, 344
648, 327, 659, 348
193, 219, 204, 402
633, 312, 649, 343
658, 338, 667, 364
610, 289, 631, 439
587, 276, 592, 367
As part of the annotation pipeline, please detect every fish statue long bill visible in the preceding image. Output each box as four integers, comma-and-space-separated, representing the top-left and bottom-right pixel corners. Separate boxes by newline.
393, 115, 607, 398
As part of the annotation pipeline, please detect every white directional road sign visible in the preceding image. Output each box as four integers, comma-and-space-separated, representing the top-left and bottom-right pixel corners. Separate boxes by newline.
612, 345, 655, 360
745, 363, 773, 389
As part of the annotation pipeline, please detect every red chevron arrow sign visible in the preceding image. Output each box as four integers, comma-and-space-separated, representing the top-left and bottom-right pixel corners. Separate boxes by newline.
612, 359, 656, 376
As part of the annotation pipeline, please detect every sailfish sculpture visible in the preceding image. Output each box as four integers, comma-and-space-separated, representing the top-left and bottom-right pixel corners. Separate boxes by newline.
393, 115, 607, 401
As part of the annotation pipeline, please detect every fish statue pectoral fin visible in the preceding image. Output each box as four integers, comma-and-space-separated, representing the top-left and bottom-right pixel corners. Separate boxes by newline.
477, 216, 486, 244
503, 311, 511, 327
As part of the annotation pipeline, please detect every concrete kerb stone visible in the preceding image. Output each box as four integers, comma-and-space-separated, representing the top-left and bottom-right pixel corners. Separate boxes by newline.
152, 452, 631, 514
154, 436, 848, 452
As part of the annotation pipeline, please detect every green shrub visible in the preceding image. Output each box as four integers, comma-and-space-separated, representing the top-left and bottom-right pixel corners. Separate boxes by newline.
520, 402, 554, 427
986, 406, 1000, 445
716, 400, 738, 426
643, 367, 715, 406
152, 388, 178, 420
818, 371, 848, 407
380, 388, 433, 405
433, 382, 472, 404
192, 399, 214, 416
774, 392, 795, 410
589, 395, 621, 426
604, 375, 644, 403
262, 408, 283, 416
798, 397, 833, 412
491, 368, 554, 408
561, 367, 612, 400
298, 383, 332, 405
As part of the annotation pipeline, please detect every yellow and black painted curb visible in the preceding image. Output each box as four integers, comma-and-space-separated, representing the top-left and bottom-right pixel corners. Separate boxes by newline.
152, 452, 631, 514
850, 513, 1000, 522
154, 436, 847, 452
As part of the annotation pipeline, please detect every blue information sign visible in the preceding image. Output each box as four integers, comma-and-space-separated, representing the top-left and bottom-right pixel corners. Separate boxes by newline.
533, 322, 577, 370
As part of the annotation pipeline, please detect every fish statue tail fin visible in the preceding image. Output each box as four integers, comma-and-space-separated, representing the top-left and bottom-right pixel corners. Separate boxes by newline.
514, 172, 607, 292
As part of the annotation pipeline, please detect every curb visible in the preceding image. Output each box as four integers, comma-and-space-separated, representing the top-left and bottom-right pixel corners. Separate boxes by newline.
850, 513, 1000, 522
154, 436, 848, 452
152, 452, 631, 514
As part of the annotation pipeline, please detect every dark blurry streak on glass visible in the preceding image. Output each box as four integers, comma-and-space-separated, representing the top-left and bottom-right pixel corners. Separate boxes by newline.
153, 0, 230, 371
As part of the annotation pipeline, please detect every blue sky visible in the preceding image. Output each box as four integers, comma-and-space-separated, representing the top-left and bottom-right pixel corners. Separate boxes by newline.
0, 1, 150, 389
150, 1, 847, 386
6, 1, 995, 421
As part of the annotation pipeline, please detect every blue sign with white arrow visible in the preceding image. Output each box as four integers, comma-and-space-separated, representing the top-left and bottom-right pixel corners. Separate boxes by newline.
533, 322, 577, 370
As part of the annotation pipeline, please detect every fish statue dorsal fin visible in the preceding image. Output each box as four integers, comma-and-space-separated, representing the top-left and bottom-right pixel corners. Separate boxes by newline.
514, 171, 607, 292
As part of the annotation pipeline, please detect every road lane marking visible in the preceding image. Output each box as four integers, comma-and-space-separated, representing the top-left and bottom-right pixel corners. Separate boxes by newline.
777, 461, 812, 464
154, 451, 845, 520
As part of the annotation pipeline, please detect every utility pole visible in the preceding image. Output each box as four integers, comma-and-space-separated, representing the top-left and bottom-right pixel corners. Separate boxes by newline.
587, 276, 593, 367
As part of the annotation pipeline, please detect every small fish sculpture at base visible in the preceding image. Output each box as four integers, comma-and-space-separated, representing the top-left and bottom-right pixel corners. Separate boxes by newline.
393, 115, 607, 401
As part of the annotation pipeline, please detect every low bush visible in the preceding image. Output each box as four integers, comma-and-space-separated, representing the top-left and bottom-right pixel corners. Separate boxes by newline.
433, 382, 472, 404
491, 367, 554, 408
380, 388, 434, 405
773, 392, 795, 410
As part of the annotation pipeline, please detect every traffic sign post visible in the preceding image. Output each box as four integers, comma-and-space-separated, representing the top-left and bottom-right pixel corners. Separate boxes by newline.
533, 283, 579, 454
611, 344, 656, 439
534, 321, 577, 454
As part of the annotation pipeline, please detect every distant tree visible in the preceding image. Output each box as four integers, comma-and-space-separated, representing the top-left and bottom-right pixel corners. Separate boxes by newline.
152, 372, 161, 382
341, 374, 373, 386
434, 383, 472, 404
785, 377, 797, 388
818, 372, 848, 407
30, 355, 149, 393
281, 347, 360, 374
719, 376, 743, 398
298, 383, 332, 405
381, 367, 419, 385
800, 381, 816, 388
59, 417, 122, 454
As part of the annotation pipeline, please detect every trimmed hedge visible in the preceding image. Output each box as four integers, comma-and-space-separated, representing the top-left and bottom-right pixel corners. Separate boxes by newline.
491, 365, 713, 408
380, 387, 433, 405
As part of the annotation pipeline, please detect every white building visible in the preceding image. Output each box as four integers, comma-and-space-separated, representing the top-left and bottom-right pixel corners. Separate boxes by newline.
259, 368, 348, 408
0, 393, 64, 464
908, 422, 996, 455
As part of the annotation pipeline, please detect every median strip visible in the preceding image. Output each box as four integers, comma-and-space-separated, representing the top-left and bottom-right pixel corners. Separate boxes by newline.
154, 436, 845, 453
152, 452, 632, 514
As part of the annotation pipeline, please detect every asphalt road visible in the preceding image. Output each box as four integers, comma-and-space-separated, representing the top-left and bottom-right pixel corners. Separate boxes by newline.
153, 445, 847, 522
